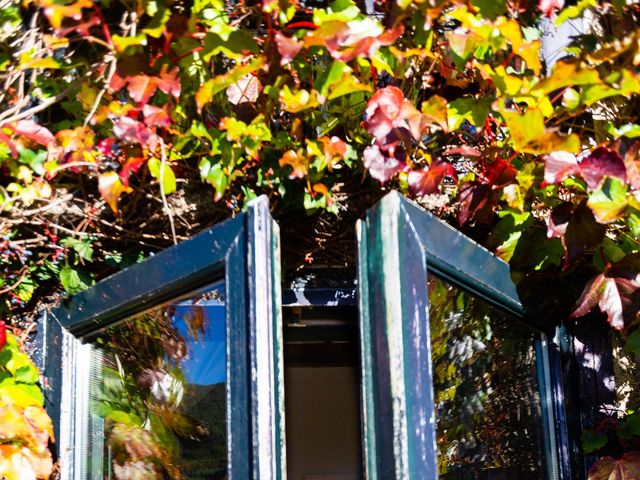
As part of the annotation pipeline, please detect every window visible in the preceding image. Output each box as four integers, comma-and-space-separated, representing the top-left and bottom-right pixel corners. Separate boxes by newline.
42, 197, 285, 480
357, 192, 565, 479
40, 192, 571, 480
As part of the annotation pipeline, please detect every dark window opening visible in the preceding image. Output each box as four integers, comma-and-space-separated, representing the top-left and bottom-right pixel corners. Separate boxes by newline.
283, 306, 363, 480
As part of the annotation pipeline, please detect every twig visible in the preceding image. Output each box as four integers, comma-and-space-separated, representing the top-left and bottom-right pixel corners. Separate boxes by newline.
84, 55, 117, 126
159, 140, 178, 245
0, 81, 78, 124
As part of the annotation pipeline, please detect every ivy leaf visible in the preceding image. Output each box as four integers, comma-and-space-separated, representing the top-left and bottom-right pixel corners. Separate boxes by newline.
365, 86, 424, 143
59, 265, 94, 294
502, 108, 580, 154
226, 74, 262, 105
98, 171, 133, 214
588, 178, 628, 223
407, 161, 457, 195
580, 147, 627, 190
588, 451, 640, 480
421, 95, 448, 130
581, 429, 608, 454
624, 330, 640, 356
363, 144, 406, 183
279, 150, 307, 179
447, 97, 491, 131
195, 56, 266, 112
618, 414, 640, 440
571, 254, 640, 329
458, 183, 497, 226
147, 158, 177, 195
544, 151, 578, 185
275, 32, 302, 65
279, 86, 320, 113
5, 120, 55, 147
563, 201, 606, 266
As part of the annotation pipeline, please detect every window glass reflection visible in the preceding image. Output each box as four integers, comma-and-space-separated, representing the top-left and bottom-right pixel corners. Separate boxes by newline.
428, 275, 548, 479
84, 281, 227, 479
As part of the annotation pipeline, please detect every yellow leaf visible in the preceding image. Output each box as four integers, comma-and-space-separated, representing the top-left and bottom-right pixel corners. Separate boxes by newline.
98, 171, 132, 214
420, 95, 448, 130
501, 107, 581, 154
279, 85, 320, 113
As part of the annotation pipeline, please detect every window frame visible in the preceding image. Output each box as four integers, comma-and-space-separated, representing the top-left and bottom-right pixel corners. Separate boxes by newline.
357, 191, 569, 480
41, 196, 285, 480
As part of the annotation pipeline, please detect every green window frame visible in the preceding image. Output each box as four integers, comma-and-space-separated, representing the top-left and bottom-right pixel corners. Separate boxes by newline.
357, 192, 567, 480
40, 196, 285, 480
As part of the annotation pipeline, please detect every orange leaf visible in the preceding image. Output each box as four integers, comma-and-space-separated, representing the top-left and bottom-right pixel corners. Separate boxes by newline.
99, 171, 132, 214
279, 150, 307, 179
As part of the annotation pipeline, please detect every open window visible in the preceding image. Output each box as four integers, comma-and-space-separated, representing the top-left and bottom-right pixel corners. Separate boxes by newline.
357, 192, 565, 480
42, 196, 285, 480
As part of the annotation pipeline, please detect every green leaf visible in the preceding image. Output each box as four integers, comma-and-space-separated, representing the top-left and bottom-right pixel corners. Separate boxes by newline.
624, 330, 640, 356
63, 237, 94, 262
581, 429, 608, 454
556, 0, 597, 26
0, 383, 43, 406
618, 414, 640, 440
587, 177, 628, 224
605, 123, 640, 139
447, 97, 491, 130
148, 158, 177, 195
60, 265, 94, 294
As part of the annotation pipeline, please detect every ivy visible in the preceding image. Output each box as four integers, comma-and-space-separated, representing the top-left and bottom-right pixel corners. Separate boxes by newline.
0, 0, 638, 475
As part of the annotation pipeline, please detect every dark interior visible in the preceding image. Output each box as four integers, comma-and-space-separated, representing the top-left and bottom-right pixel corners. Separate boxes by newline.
283, 306, 363, 480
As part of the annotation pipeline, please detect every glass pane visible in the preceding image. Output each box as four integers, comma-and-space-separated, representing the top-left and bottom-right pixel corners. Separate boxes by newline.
82, 281, 227, 480
428, 275, 549, 480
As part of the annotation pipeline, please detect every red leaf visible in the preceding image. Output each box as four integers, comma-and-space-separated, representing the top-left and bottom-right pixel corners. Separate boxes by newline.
0, 320, 6, 351
544, 151, 578, 185
485, 158, 517, 189
457, 183, 496, 226
307, 23, 403, 62
571, 254, 640, 329
126, 74, 158, 104
275, 32, 303, 65
538, 0, 564, 16
113, 117, 159, 150
547, 202, 573, 239
408, 161, 457, 195
13, 120, 55, 146
579, 147, 627, 190
588, 451, 640, 479
142, 105, 171, 128
363, 144, 406, 183
156, 67, 181, 99
364, 86, 423, 143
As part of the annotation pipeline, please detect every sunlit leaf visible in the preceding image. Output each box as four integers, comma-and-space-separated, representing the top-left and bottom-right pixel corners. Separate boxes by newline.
502, 108, 580, 154
98, 171, 133, 214
588, 178, 628, 223
147, 158, 177, 195
196, 56, 266, 112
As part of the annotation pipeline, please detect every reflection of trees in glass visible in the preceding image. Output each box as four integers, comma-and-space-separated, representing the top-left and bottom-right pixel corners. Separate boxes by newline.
428, 276, 546, 479
90, 286, 227, 480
